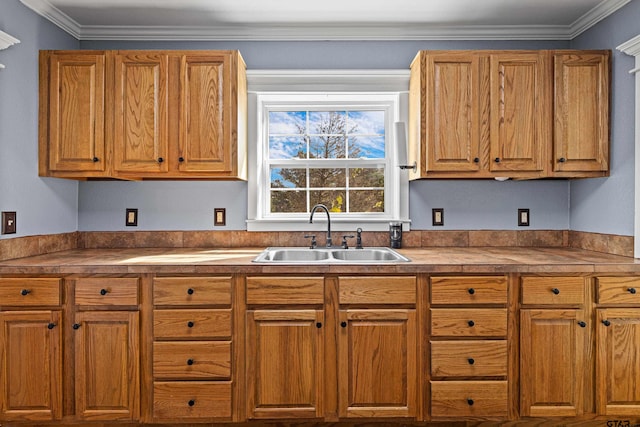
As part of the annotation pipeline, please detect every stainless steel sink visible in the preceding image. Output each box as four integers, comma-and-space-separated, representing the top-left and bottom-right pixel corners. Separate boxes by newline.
252, 247, 410, 264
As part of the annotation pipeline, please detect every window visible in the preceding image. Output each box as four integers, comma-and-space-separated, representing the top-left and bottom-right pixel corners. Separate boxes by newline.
247, 71, 410, 232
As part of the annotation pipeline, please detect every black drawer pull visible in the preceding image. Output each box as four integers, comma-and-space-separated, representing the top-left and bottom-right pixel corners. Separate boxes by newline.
551, 288, 560, 295
473, 157, 480, 163
157, 157, 164, 163
628, 287, 637, 294
578, 321, 587, 328
188, 399, 195, 407
187, 288, 194, 295
467, 320, 475, 327
494, 157, 500, 163
467, 358, 475, 365
558, 157, 566, 163
316, 322, 322, 328
340, 321, 347, 328
21, 289, 31, 296
179, 157, 185, 163
73, 323, 81, 330
47, 323, 56, 330
602, 319, 611, 327
92, 156, 99, 162
100, 289, 108, 295
467, 398, 474, 406
187, 321, 195, 328
468, 288, 475, 295
187, 359, 194, 366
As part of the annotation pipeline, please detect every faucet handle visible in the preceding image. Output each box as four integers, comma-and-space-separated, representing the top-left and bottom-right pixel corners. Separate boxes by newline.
341, 235, 355, 249
304, 234, 317, 249
356, 228, 363, 249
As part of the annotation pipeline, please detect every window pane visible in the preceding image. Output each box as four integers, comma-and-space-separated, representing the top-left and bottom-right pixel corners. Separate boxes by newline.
310, 190, 345, 213
350, 190, 384, 213
309, 136, 346, 159
269, 111, 305, 134
348, 135, 385, 159
271, 168, 306, 188
349, 167, 384, 188
348, 111, 385, 135
310, 168, 346, 188
309, 111, 347, 134
271, 190, 306, 213
270, 136, 306, 159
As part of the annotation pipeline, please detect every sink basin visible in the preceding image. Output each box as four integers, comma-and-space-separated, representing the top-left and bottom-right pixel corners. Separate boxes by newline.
252, 247, 410, 264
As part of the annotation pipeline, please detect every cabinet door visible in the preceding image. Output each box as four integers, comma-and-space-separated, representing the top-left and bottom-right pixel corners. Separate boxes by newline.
520, 309, 586, 417
246, 310, 324, 419
338, 309, 417, 418
424, 52, 483, 173
597, 309, 640, 416
113, 52, 169, 173
0, 311, 62, 421
489, 52, 549, 174
47, 52, 105, 173
178, 53, 235, 173
74, 311, 139, 421
553, 52, 609, 174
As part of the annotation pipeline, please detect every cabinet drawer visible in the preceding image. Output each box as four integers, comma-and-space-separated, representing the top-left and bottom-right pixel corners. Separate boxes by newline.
597, 277, 640, 305
154, 309, 231, 339
521, 277, 584, 305
0, 278, 61, 306
75, 277, 139, 306
339, 276, 416, 304
431, 276, 507, 305
431, 309, 507, 337
153, 381, 232, 420
246, 277, 324, 305
153, 341, 231, 380
154, 277, 232, 306
431, 381, 508, 418
431, 340, 508, 378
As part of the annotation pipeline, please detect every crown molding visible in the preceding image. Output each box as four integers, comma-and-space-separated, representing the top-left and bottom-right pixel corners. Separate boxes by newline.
247, 69, 410, 92
19, 0, 82, 39
569, 0, 632, 39
0, 30, 20, 49
618, 34, 640, 57
19, 0, 630, 41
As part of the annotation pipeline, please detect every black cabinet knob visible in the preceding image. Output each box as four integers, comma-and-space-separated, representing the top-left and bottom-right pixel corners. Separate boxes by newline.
628, 287, 637, 294
188, 399, 195, 407
340, 321, 347, 328
467, 320, 475, 327
187, 321, 195, 328
559, 157, 567, 163
92, 156, 99, 162
602, 319, 611, 327
187, 288, 194, 295
551, 288, 560, 295
316, 322, 322, 328
100, 289, 108, 296
187, 359, 194, 366
73, 323, 81, 330
178, 157, 185, 163
494, 157, 500, 163
473, 157, 480, 163
47, 322, 56, 330
578, 321, 587, 328
20, 289, 31, 296
468, 288, 475, 295
467, 358, 475, 365
157, 157, 164, 163
467, 398, 474, 406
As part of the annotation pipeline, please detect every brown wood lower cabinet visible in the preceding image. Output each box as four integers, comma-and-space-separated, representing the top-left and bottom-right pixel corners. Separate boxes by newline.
430, 380, 508, 417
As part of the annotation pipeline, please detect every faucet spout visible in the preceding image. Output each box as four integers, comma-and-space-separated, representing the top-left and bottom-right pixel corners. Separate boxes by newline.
310, 204, 332, 247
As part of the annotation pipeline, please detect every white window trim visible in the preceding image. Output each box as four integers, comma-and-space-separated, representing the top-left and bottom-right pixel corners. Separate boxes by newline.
618, 35, 640, 258
246, 70, 411, 232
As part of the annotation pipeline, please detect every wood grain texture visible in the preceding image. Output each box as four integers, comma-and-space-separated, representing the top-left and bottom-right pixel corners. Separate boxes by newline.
521, 276, 585, 306
153, 309, 231, 339
338, 276, 416, 305
153, 276, 232, 306
430, 308, 508, 337
596, 276, 640, 305
153, 341, 231, 379
430, 380, 508, 418
0, 278, 61, 307
152, 381, 232, 420
431, 275, 507, 305
0, 310, 62, 421
246, 277, 324, 305
431, 340, 508, 378
74, 277, 139, 306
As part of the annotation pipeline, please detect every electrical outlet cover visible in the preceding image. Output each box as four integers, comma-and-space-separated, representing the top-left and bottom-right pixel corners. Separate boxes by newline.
2, 211, 16, 234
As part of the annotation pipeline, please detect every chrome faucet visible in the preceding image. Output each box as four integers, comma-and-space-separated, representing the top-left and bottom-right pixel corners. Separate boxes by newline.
309, 204, 332, 247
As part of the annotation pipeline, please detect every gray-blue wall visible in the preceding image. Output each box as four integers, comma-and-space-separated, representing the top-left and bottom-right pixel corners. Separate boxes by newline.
569, 1, 640, 236
0, 0, 79, 239
3, 0, 637, 235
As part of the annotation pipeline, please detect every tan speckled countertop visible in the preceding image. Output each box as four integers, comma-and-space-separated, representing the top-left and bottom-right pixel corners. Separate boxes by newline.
0, 247, 639, 275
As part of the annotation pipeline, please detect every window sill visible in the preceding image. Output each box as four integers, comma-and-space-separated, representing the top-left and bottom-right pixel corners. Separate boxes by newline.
246, 218, 411, 232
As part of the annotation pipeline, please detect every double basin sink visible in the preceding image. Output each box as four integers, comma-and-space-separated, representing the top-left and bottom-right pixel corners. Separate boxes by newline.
252, 247, 410, 264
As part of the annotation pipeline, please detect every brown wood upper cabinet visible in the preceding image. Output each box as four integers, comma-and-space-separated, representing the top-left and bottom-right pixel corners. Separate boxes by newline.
39, 50, 247, 180
408, 50, 610, 179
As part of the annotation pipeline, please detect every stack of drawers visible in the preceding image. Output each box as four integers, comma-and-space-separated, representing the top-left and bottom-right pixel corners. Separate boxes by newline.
152, 276, 233, 422
429, 276, 509, 419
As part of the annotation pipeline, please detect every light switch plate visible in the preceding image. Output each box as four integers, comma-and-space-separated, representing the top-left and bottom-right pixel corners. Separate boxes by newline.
432, 208, 444, 226
125, 208, 138, 227
2, 211, 16, 234
518, 208, 530, 227
214, 208, 226, 226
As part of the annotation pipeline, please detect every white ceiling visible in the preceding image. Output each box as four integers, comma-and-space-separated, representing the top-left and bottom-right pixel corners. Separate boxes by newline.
19, 0, 632, 41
